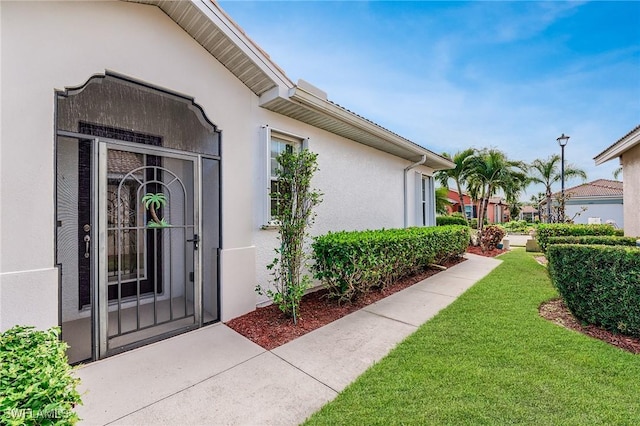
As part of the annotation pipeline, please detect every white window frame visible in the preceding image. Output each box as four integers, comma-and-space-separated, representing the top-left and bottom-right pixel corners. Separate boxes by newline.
415, 173, 435, 227
261, 125, 308, 228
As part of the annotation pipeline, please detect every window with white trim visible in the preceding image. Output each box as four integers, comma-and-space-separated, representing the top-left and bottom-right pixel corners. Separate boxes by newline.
421, 177, 428, 226
416, 174, 435, 226
263, 127, 306, 226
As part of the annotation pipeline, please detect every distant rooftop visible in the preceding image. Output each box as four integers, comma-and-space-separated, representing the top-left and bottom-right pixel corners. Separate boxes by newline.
553, 179, 623, 198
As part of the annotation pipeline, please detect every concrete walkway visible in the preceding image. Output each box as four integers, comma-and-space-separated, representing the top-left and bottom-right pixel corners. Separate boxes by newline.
505, 233, 532, 247
75, 254, 501, 425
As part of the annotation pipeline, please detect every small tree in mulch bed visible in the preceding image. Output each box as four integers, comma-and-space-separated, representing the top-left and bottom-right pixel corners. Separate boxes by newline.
480, 225, 505, 252
256, 149, 322, 325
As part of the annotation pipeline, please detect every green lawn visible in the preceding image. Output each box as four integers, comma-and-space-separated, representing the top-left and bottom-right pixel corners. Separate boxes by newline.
305, 249, 640, 425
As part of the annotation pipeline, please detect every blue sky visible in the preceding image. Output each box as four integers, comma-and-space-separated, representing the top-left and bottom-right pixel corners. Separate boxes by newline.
220, 1, 640, 199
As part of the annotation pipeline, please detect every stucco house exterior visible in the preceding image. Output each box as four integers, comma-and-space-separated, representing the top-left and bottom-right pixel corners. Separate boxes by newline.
444, 189, 508, 223
550, 179, 623, 227
518, 205, 538, 222
0, 1, 453, 363
594, 125, 640, 236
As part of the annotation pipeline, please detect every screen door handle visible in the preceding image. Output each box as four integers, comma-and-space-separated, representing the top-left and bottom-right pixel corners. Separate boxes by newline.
84, 235, 91, 258
187, 234, 199, 250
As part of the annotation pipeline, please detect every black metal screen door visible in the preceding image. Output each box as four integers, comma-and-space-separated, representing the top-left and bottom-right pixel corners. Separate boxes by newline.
100, 144, 200, 355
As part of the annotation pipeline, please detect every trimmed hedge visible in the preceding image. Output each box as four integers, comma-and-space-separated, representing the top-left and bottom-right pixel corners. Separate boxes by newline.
436, 215, 468, 226
547, 235, 638, 247
1, 326, 81, 425
312, 225, 470, 302
503, 219, 532, 233
536, 223, 618, 252
547, 244, 640, 338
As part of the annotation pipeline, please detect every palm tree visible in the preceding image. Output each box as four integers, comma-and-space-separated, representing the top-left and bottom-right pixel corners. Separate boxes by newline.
435, 186, 452, 215
465, 149, 528, 232
528, 155, 587, 223
434, 148, 475, 220
509, 201, 523, 221
530, 192, 545, 221
613, 167, 623, 180
142, 192, 168, 227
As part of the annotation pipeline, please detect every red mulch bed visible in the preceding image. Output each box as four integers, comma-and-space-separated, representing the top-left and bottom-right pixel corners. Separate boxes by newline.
227, 256, 466, 350
227, 246, 639, 355
466, 245, 507, 257
539, 298, 640, 354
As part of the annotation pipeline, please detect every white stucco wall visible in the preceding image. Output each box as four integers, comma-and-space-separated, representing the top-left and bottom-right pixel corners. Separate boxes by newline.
622, 145, 640, 237
250, 108, 435, 304
0, 1, 257, 328
0, 0, 440, 329
565, 201, 624, 228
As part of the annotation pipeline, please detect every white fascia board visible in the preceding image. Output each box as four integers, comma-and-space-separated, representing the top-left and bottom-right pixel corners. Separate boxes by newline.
259, 85, 291, 106
194, 0, 294, 89
567, 195, 623, 202
594, 127, 640, 165
287, 85, 455, 170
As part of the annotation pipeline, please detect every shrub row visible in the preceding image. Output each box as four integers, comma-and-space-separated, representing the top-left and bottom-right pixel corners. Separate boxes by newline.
547, 245, 640, 338
312, 225, 470, 302
1, 326, 81, 425
436, 215, 468, 226
503, 219, 532, 233
536, 223, 618, 252
547, 235, 638, 247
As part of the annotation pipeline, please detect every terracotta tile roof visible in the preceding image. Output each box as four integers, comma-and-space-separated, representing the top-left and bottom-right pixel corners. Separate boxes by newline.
108, 150, 144, 176
553, 179, 623, 198
521, 205, 538, 213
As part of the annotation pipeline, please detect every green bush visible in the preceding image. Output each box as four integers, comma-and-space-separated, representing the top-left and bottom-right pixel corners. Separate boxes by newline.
312, 225, 470, 302
547, 245, 640, 337
480, 225, 506, 251
503, 219, 530, 233
547, 235, 638, 247
436, 215, 468, 226
536, 223, 618, 252
0, 326, 81, 425
469, 218, 488, 230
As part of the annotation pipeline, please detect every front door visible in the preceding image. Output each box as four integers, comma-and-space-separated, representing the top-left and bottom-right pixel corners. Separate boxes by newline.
58, 136, 206, 363
99, 141, 201, 357
56, 73, 221, 363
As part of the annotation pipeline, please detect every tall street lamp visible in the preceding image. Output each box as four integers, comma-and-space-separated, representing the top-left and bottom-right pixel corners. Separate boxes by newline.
557, 133, 570, 222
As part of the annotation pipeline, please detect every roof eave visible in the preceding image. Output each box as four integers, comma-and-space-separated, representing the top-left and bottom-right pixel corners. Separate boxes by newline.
261, 84, 454, 168
126, 0, 292, 96
126, 0, 455, 170
594, 125, 640, 165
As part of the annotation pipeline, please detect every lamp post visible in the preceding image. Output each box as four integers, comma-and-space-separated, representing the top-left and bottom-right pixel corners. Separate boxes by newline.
557, 133, 570, 222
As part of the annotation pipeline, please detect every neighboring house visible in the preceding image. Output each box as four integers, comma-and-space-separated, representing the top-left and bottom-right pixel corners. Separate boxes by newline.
487, 197, 509, 224
445, 189, 508, 223
445, 189, 475, 218
518, 205, 538, 222
549, 179, 624, 227
0, 1, 453, 363
595, 125, 640, 236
